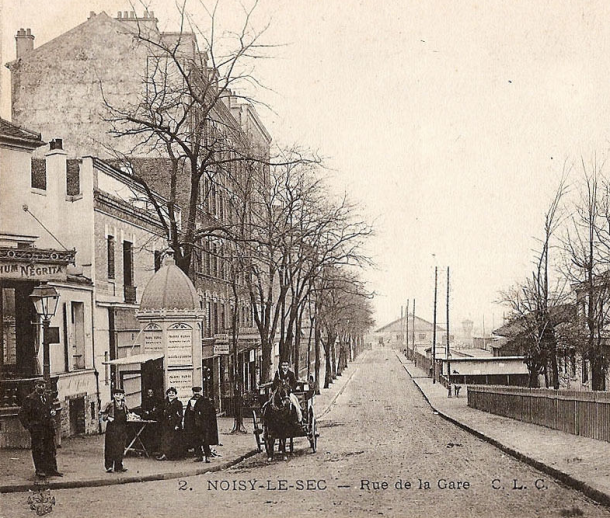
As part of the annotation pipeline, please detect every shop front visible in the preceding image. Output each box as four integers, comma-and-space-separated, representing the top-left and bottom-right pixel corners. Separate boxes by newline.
0, 243, 77, 447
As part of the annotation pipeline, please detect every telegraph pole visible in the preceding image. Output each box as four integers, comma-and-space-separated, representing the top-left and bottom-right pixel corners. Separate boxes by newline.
432, 266, 438, 384
406, 300, 410, 352
412, 299, 416, 358
446, 267, 451, 384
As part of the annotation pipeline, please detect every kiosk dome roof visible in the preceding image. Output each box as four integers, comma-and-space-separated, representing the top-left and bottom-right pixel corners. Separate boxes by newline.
140, 254, 199, 311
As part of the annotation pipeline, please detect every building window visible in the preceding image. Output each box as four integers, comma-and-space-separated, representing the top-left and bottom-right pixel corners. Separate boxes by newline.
154, 250, 162, 272
66, 160, 81, 196
107, 236, 115, 279
31, 159, 47, 190
71, 302, 86, 370
582, 359, 589, 383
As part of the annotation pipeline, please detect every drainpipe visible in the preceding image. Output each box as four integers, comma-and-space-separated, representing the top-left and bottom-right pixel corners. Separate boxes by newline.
90, 287, 102, 434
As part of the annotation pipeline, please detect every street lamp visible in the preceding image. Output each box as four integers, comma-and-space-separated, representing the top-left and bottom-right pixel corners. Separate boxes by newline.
30, 284, 60, 382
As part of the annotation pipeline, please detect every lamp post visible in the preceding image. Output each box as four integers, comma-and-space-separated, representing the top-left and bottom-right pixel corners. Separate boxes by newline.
30, 284, 60, 382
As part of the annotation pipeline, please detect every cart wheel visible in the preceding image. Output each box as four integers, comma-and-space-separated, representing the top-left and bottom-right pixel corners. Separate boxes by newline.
309, 414, 317, 453
252, 410, 263, 453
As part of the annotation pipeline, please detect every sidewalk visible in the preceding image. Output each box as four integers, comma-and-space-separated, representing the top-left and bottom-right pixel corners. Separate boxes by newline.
0, 357, 361, 494
397, 352, 610, 507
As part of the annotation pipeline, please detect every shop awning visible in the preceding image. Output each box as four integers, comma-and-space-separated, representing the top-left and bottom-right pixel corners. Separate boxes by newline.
102, 352, 164, 365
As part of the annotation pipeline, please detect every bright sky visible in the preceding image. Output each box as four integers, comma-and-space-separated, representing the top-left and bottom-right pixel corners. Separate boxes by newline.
3, 0, 610, 334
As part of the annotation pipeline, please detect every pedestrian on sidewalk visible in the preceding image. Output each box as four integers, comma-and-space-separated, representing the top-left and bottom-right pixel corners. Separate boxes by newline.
102, 388, 129, 473
193, 387, 218, 463
157, 387, 183, 461
18, 379, 62, 479
183, 386, 203, 456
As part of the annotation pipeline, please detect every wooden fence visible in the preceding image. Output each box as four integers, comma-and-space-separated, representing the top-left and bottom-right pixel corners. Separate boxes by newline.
468, 385, 610, 442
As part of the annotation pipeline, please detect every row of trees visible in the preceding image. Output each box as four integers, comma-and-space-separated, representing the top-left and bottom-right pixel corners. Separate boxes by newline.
501, 157, 610, 391
101, 1, 375, 423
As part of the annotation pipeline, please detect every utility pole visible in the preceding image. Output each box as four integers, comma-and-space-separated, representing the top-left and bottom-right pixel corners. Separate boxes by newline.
446, 267, 451, 385
432, 266, 438, 384
406, 300, 410, 353
412, 299, 416, 359
400, 305, 404, 346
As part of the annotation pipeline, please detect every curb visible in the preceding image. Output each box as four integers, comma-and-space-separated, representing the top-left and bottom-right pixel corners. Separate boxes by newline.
0, 449, 259, 494
0, 358, 363, 494
399, 355, 610, 509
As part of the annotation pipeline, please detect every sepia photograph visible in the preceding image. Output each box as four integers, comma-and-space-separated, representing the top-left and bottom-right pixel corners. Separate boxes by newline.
2, 1, 610, 516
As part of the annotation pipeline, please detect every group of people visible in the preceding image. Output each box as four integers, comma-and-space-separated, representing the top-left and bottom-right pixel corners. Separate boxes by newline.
19, 361, 301, 478
102, 385, 219, 473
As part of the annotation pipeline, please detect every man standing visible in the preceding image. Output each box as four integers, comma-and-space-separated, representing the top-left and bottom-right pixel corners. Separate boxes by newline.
102, 388, 129, 473
273, 361, 302, 422
183, 386, 203, 455
193, 389, 219, 463
18, 379, 62, 478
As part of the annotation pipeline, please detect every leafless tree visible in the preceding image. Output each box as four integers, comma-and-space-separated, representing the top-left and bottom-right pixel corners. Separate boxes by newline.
499, 172, 569, 388
561, 157, 610, 391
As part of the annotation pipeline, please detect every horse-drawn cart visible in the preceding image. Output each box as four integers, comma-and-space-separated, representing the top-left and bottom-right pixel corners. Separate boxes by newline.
252, 380, 318, 459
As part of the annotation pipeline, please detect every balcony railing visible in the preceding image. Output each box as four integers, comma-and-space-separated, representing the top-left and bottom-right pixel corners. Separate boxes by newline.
124, 285, 137, 304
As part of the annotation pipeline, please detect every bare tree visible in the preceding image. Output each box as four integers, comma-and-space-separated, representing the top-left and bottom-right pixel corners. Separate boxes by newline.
500, 173, 569, 388
562, 158, 610, 391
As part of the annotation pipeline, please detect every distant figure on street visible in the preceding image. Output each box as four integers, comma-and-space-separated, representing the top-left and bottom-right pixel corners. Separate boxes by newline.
193, 388, 219, 463
157, 387, 183, 460
183, 386, 203, 455
19, 379, 62, 478
273, 361, 302, 422
102, 388, 129, 473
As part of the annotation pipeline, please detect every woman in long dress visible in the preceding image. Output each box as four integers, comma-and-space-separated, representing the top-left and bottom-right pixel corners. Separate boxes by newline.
102, 389, 129, 473
157, 387, 183, 460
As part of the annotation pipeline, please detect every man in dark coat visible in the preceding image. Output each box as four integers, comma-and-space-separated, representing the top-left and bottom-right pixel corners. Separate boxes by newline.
183, 387, 202, 455
102, 388, 129, 473
18, 379, 62, 478
273, 361, 302, 422
273, 361, 298, 391
157, 387, 183, 460
193, 391, 219, 463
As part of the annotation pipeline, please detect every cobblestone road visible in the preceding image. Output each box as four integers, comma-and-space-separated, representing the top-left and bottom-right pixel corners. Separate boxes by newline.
3, 348, 610, 518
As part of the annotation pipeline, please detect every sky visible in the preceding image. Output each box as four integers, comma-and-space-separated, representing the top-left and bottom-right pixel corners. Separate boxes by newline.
3, 0, 610, 335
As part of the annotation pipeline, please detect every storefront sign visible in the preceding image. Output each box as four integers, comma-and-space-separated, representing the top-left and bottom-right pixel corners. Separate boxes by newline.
167, 369, 193, 402
0, 262, 67, 281
213, 342, 230, 355
167, 324, 193, 366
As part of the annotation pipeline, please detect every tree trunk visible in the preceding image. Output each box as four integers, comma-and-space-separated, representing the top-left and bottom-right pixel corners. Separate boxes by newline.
314, 318, 321, 394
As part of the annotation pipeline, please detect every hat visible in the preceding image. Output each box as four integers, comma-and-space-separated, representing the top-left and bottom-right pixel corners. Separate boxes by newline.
113, 388, 125, 395
192, 386, 202, 393
166, 387, 177, 395
34, 379, 47, 386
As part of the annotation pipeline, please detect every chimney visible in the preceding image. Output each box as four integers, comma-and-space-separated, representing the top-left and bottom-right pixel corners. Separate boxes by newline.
15, 28, 34, 58
49, 139, 63, 151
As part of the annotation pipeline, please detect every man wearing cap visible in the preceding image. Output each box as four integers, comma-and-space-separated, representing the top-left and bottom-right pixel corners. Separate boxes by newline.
19, 379, 62, 478
183, 386, 203, 456
193, 387, 219, 463
102, 389, 129, 473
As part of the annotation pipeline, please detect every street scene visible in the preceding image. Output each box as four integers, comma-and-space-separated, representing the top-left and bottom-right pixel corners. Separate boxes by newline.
3, 348, 610, 517
3, 1, 610, 518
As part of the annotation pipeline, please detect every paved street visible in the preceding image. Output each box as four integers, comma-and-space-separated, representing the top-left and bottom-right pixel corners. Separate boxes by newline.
3, 348, 610, 518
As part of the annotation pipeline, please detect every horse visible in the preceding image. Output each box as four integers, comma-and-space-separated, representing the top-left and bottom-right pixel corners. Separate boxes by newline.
261, 380, 299, 461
